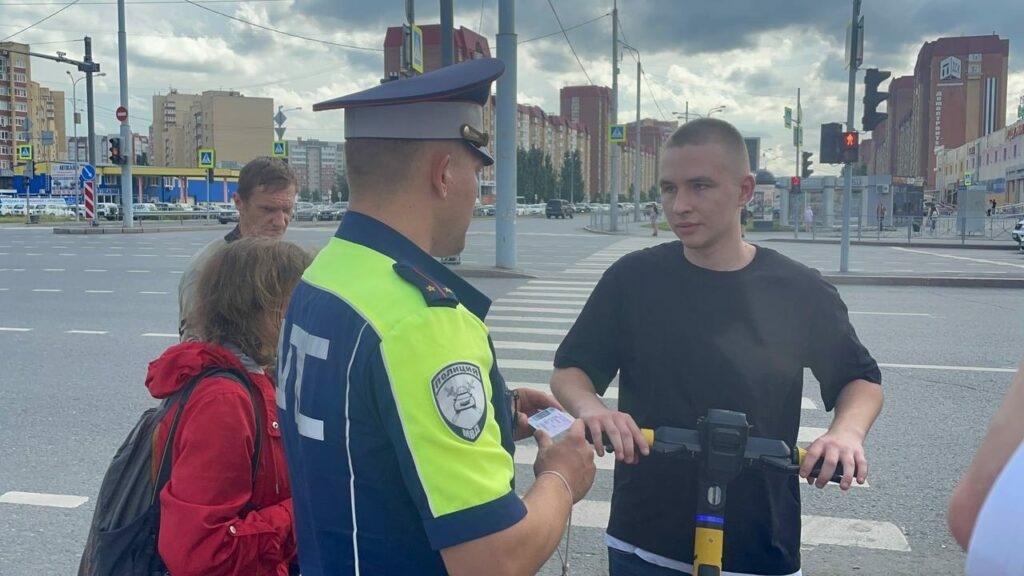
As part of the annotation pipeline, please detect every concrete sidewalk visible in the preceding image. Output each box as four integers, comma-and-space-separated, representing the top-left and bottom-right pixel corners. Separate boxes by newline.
588, 224, 1024, 288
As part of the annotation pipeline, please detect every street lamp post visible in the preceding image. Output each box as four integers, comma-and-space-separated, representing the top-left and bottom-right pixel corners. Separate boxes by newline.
66, 70, 104, 220
672, 103, 727, 123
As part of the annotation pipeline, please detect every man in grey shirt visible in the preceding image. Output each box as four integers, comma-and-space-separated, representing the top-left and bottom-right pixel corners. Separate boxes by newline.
179, 156, 298, 340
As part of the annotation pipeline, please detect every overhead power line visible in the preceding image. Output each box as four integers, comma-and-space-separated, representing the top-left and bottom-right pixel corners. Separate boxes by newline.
519, 12, 610, 44
182, 0, 382, 52
544, 0, 592, 84
2, 0, 82, 42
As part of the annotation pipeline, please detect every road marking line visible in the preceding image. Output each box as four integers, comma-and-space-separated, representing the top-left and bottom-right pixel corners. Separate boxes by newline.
892, 246, 1024, 269
133, 254, 158, 257
42, 268, 65, 272
0, 253, 8, 256
490, 306, 579, 315
168, 254, 190, 258
143, 333, 178, 338
879, 362, 1016, 373
66, 330, 108, 335
85, 290, 114, 294
499, 298, 588, 306
568, 505, 894, 547
169, 271, 183, 275
26, 253, 41, 256
528, 280, 596, 286
0, 491, 89, 509
0, 326, 32, 332
849, 311, 931, 317
487, 315, 576, 324
32, 288, 61, 292
59, 253, 77, 256
499, 359, 553, 371
139, 291, 168, 295
84, 269, 107, 272
563, 269, 605, 274
104, 254, 123, 257
488, 326, 568, 336
495, 340, 558, 352
514, 286, 594, 292
126, 270, 150, 273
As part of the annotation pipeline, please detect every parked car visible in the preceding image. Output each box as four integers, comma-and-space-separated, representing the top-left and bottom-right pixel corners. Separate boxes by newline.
1012, 218, 1023, 244
318, 202, 348, 221
474, 204, 495, 216
218, 206, 239, 224
574, 202, 592, 213
546, 199, 574, 219
294, 202, 318, 221
97, 202, 119, 220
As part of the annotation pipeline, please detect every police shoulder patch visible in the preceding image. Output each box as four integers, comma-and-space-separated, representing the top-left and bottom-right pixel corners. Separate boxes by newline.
393, 262, 459, 308
431, 362, 488, 442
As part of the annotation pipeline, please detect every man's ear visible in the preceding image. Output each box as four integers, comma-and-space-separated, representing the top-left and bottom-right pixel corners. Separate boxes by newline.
430, 149, 455, 199
739, 174, 755, 205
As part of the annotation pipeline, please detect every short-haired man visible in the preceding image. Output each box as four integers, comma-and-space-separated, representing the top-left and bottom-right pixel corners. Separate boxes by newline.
551, 118, 884, 576
277, 59, 596, 576
178, 156, 297, 340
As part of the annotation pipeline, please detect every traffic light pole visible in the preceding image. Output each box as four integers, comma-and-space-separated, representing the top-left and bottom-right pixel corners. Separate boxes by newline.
794, 88, 801, 239
840, 0, 861, 273
117, 0, 134, 227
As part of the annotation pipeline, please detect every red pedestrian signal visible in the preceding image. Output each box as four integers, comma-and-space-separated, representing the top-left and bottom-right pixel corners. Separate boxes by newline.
791, 176, 801, 187
842, 131, 859, 149
840, 131, 859, 163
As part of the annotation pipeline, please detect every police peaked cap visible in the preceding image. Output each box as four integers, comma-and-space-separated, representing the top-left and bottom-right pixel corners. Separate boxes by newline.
313, 58, 505, 166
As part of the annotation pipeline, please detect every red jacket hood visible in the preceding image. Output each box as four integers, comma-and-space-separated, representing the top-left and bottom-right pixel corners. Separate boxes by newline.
146, 342, 255, 399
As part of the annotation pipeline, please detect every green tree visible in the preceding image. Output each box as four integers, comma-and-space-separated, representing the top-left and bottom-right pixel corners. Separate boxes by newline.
331, 174, 349, 202
299, 187, 315, 202
558, 149, 584, 203
647, 186, 659, 202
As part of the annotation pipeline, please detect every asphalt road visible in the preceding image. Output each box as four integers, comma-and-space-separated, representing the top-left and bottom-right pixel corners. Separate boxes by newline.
1, 217, 1022, 575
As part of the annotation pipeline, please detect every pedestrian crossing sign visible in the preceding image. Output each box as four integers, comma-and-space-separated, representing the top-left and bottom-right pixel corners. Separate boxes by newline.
16, 144, 32, 161
272, 141, 287, 158
609, 124, 626, 143
198, 148, 215, 168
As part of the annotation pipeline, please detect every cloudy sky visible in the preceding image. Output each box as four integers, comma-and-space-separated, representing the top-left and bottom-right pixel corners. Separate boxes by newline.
4, 0, 1023, 177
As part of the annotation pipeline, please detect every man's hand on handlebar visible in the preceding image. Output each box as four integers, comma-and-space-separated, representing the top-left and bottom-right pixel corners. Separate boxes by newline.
801, 427, 868, 490
577, 405, 650, 464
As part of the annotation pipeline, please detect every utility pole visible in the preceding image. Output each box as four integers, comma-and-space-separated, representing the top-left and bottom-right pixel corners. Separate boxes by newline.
841, 0, 861, 272
609, 0, 620, 231
794, 87, 801, 239
495, 0, 517, 269
116, 0, 134, 226
84, 37, 97, 168
440, 0, 453, 67
632, 57, 641, 221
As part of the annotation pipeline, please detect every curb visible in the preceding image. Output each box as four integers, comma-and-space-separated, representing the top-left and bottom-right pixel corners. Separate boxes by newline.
821, 274, 1024, 288
53, 225, 224, 234
763, 237, 1020, 251
446, 265, 537, 279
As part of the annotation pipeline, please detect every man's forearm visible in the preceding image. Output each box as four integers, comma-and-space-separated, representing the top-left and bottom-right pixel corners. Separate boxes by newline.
829, 379, 883, 440
550, 367, 606, 416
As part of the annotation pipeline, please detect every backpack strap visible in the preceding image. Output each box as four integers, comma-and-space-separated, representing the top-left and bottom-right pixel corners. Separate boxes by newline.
152, 367, 264, 502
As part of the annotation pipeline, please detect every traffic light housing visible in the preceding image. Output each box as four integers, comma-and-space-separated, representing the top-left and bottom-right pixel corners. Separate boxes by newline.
790, 176, 801, 196
801, 152, 814, 179
108, 137, 123, 165
862, 68, 891, 132
820, 122, 843, 164
841, 131, 860, 163
205, 168, 214, 184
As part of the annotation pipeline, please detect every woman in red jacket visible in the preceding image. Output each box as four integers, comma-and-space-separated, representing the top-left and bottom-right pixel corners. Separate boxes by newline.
147, 237, 313, 575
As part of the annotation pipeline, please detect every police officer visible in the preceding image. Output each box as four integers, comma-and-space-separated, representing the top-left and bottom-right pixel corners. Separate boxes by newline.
277, 58, 596, 576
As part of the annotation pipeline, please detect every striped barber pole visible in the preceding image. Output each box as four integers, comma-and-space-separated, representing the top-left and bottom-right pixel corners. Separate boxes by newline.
84, 180, 96, 220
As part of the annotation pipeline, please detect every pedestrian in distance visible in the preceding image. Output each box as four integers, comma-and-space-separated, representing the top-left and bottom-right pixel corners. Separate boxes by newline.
803, 204, 814, 233
178, 157, 298, 341
649, 203, 660, 236
949, 358, 1024, 575
876, 200, 886, 231
276, 58, 596, 576
152, 237, 314, 575
550, 118, 883, 576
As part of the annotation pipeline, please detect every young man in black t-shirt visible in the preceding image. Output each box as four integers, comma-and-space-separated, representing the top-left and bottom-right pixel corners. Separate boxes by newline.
551, 118, 883, 576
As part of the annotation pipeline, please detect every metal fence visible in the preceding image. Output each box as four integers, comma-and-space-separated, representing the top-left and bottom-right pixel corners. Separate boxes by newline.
588, 209, 634, 233
798, 214, 1021, 245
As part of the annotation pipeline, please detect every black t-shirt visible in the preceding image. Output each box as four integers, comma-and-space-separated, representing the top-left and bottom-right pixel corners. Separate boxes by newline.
554, 242, 881, 575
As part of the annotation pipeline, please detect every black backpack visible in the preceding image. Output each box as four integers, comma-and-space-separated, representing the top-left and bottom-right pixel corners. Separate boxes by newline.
78, 368, 263, 576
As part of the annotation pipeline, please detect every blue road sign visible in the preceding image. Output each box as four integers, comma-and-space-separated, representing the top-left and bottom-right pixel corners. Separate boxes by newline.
272, 141, 287, 158
198, 148, 215, 168
609, 124, 626, 142
80, 163, 95, 181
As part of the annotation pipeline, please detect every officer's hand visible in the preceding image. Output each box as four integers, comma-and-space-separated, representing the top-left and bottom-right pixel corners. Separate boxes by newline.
533, 419, 596, 504
512, 388, 564, 441
577, 405, 649, 464
801, 427, 868, 491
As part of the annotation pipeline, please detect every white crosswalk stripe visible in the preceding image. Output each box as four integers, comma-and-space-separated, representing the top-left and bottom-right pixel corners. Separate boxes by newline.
488, 236, 907, 560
